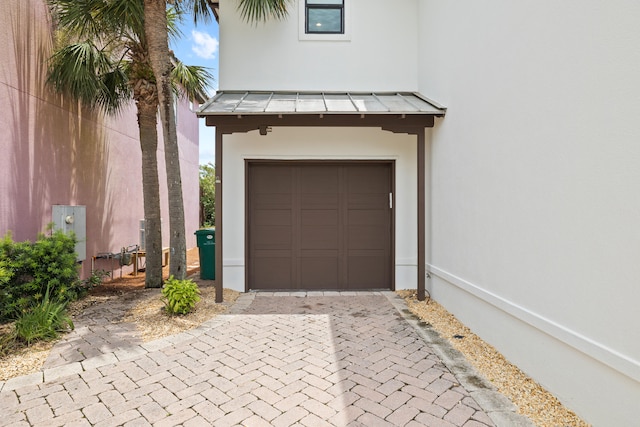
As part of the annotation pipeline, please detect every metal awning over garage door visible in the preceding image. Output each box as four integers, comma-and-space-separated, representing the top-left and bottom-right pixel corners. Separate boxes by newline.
198, 91, 446, 134
199, 91, 445, 115
197, 90, 445, 301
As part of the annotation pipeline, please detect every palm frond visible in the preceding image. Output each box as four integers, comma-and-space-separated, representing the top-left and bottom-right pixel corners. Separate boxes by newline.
167, 6, 183, 43
96, 68, 132, 114
237, 0, 289, 23
170, 61, 214, 101
49, 0, 143, 44
96, 0, 145, 38
175, 0, 215, 25
47, 42, 110, 105
48, 0, 104, 40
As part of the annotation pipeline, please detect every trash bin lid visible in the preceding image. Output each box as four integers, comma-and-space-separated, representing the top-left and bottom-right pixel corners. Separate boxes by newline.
194, 227, 215, 236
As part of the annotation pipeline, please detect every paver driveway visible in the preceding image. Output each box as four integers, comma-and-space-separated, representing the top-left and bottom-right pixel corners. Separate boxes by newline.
0, 292, 532, 426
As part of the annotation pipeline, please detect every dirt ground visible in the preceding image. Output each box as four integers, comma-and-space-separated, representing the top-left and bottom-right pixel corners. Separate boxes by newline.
397, 290, 589, 427
0, 248, 239, 381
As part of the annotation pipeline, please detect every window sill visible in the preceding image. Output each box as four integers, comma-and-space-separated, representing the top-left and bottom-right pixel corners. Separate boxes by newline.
299, 32, 351, 42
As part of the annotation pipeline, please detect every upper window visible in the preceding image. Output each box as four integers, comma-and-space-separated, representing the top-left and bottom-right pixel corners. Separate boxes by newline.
305, 0, 344, 34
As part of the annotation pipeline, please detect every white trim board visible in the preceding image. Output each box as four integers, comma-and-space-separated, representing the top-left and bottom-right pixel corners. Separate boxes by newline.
427, 265, 640, 383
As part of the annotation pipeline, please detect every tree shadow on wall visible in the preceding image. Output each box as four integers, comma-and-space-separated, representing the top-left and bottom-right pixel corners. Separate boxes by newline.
6, 0, 115, 273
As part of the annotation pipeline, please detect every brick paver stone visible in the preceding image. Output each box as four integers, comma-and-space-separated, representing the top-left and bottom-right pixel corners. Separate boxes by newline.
0, 293, 533, 426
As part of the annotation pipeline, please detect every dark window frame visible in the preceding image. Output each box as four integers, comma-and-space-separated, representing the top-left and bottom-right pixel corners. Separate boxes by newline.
305, 0, 344, 34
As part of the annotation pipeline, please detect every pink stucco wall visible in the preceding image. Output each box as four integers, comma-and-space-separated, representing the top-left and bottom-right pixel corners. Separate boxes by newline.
0, 0, 200, 277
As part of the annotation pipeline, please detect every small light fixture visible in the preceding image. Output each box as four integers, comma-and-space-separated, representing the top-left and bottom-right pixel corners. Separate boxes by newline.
316, 22, 322, 27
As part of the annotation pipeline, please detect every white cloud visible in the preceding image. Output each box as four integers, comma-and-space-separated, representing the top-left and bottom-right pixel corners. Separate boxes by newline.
191, 30, 219, 60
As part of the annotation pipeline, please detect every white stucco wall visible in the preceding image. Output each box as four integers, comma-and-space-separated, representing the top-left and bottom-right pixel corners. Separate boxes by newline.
218, 0, 418, 91
418, 2, 640, 425
221, 127, 418, 291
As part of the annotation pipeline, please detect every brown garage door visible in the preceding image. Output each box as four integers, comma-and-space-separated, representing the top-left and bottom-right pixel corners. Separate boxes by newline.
248, 162, 393, 291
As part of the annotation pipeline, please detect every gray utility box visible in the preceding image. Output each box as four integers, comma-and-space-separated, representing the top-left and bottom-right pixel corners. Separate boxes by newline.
52, 205, 86, 261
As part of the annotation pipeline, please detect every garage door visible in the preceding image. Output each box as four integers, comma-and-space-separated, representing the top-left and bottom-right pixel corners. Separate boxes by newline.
248, 162, 393, 291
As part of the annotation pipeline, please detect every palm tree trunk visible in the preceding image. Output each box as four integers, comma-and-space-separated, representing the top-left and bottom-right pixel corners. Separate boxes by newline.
144, 0, 187, 280
138, 101, 163, 288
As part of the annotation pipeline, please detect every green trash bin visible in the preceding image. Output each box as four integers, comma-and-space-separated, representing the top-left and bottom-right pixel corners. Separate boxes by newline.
195, 228, 215, 279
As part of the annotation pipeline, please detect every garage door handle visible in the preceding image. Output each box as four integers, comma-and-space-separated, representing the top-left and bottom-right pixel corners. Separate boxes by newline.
389, 193, 393, 209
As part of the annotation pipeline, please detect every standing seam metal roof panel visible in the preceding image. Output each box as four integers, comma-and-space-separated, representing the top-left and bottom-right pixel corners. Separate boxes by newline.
197, 91, 446, 116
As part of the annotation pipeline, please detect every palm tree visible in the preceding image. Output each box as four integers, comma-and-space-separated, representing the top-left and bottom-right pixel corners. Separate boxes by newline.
142, 0, 290, 280
144, 0, 187, 280
47, 0, 212, 288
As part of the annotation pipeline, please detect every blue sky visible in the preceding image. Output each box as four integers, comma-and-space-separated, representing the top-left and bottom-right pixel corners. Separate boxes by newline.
171, 14, 220, 165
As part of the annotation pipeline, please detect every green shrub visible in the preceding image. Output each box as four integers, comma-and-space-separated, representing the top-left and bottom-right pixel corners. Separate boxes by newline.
162, 276, 201, 315
0, 229, 81, 322
199, 162, 215, 227
0, 262, 10, 287
80, 269, 110, 293
14, 286, 74, 345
